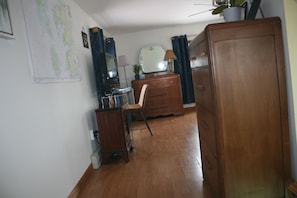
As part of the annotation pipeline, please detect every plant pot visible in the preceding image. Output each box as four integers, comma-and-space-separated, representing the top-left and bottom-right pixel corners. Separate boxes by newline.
223, 7, 242, 22
135, 74, 140, 80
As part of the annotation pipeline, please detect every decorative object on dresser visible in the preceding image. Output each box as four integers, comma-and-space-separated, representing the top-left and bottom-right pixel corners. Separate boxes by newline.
132, 74, 183, 118
132, 64, 142, 80
189, 17, 296, 197
164, 50, 177, 73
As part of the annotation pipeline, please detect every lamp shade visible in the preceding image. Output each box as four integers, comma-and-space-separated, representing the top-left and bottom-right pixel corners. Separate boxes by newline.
164, 50, 177, 61
118, 55, 129, 67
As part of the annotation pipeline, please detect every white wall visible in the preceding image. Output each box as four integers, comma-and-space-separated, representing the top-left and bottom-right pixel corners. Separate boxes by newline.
113, 19, 223, 87
0, 1, 100, 197
283, 0, 297, 180
261, 0, 297, 181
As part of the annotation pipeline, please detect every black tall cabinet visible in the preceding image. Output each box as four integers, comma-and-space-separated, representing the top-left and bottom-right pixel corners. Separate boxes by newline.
89, 27, 119, 104
105, 37, 120, 90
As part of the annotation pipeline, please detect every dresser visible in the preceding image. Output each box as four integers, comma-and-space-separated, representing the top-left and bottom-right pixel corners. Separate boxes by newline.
132, 74, 183, 118
95, 108, 132, 164
190, 17, 293, 197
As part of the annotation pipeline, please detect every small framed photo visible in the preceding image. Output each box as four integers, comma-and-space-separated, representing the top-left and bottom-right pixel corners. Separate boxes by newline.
81, 31, 89, 48
0, 0, 14, 39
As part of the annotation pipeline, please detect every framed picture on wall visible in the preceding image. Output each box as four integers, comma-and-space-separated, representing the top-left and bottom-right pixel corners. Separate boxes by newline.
0, 0, 14, 39
81, 31, 89, 48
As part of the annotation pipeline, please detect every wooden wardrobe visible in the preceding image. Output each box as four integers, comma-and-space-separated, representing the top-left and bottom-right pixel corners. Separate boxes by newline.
190, 17, 295, 197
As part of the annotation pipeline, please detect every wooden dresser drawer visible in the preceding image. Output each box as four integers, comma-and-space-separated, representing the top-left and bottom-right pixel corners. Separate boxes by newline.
148, 79, 164, 87
147, 93, 168, 108
163, 77, 178, 87
146, 106, 172, 117
148, 76, 178, 88
197, 106, 217, 158
132, 74, 183, 117
148, 87, 167, 97
192, 67, 213, 112
200, 140, 219, 198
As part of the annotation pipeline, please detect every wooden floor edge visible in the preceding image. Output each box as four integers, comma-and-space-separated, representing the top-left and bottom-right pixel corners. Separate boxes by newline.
68, 164, 93, 198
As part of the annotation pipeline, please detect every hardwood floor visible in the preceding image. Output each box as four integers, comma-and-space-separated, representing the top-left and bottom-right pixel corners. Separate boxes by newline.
78, 108, 213, 198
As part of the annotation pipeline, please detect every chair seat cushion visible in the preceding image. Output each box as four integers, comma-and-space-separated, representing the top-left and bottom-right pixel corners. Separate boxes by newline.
126, 103, 141, 110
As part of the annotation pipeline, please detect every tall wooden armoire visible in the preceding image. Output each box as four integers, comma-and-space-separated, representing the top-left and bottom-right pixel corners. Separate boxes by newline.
190, 17, 294, 197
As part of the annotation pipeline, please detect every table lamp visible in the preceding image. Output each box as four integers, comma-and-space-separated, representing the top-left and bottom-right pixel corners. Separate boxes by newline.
164, 50, 177, 73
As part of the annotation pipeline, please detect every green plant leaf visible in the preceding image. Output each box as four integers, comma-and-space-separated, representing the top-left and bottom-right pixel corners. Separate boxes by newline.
212, 0, 245, 14
233, 0, 245, 6
133, 64, 141, 74
212, 5, 228, 15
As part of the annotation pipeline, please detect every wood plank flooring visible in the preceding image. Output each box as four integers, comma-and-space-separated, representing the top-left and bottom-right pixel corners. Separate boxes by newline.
78, 108, 213, 198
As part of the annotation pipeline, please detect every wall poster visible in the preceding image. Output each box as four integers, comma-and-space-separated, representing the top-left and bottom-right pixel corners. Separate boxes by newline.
22, 0, 81, 83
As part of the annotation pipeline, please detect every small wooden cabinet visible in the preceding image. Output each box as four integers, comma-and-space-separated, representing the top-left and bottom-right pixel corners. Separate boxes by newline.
132, 74, 183, 118
95, 108, 131, 164
190, 17, 293, 197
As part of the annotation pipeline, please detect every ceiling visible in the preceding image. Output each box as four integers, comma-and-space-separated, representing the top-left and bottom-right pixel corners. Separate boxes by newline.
74, 0, 223, 35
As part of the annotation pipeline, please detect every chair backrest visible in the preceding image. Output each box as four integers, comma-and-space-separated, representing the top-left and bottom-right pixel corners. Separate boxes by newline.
138, 84, 148, 108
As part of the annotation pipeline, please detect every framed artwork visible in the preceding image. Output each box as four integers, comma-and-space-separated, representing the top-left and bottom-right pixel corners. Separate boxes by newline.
81, 31, 89, 48
0, 0, 14, 39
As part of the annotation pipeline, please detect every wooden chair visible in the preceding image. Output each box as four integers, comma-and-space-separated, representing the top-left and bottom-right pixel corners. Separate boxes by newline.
125, 84, 153, 136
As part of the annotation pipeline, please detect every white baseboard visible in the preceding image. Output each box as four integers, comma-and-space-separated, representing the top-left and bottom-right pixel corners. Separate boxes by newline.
183, 103, 196, 108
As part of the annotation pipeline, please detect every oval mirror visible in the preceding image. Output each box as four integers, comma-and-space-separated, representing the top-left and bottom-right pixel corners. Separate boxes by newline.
139, 45, 167, 73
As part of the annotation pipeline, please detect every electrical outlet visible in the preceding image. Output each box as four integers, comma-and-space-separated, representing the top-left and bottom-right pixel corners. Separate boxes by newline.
89, 129, 95, 140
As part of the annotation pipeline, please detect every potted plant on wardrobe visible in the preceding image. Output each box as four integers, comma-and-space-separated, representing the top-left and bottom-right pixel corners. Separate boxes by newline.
212, 0, 246, 22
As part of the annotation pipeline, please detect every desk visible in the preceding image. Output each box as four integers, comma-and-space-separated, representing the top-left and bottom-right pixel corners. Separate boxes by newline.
95, 87, 133, 164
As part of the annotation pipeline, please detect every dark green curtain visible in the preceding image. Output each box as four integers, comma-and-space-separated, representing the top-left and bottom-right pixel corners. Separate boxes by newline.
172, 35, 195, 104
